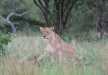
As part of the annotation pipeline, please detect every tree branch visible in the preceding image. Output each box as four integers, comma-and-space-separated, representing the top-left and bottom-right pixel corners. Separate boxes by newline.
0, 11, 28, 33
33, 0, 50, 24
64, 0, 79, 26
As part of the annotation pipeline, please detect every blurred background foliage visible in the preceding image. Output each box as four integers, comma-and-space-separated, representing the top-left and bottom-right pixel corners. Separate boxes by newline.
0, 0, 97, 37
0, 0, 104, 55
0, 0, 96, 33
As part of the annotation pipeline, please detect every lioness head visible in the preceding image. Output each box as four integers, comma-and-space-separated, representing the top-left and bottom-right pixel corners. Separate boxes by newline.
40, 27, 54, 39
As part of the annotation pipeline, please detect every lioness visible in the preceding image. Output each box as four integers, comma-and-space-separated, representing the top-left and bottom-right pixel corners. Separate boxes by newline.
38, 27, 76, 63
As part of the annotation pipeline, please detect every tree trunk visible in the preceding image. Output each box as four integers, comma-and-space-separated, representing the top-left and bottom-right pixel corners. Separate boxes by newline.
96, 0, 105, 39
33, 0, 79, 34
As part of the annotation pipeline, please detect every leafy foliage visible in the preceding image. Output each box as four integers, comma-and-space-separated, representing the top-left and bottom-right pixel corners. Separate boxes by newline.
0, 33, 10, 56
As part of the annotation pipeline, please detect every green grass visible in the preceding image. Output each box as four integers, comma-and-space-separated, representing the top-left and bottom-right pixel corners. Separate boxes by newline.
0, 29, 108, 75
0, 57, 105, 75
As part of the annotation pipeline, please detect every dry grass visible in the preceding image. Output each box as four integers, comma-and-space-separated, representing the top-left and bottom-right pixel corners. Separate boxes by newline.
0, 57, 40, 75
0, 30, 108, 75
0, 57, 105, 75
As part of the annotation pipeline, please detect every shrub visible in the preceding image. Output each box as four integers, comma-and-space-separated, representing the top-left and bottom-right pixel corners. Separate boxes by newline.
0, 32, 10, 56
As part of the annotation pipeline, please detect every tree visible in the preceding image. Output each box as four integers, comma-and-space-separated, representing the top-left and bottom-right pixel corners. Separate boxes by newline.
33, 0, 79, 34
87, 0, 108, 38
95, 0, 108, 38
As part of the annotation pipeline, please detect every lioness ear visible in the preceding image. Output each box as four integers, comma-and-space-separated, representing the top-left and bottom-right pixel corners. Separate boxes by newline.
40, 27, 43, 31
50, 27, 54, 30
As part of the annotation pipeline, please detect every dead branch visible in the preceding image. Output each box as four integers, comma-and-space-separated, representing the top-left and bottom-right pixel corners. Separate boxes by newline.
0, 11, 28, 33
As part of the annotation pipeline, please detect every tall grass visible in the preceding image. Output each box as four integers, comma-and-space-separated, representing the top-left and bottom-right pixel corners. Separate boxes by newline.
0, 29, 108, 75
0, 56, 105, 75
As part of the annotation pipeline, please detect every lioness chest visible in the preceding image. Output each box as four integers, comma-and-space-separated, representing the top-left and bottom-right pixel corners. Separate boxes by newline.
46, 34, 74, 54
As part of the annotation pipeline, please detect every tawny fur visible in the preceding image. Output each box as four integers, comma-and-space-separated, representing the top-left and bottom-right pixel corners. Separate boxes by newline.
38, 27, 75, 62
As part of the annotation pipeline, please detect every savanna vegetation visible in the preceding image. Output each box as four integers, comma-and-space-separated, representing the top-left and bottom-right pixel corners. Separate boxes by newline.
0, 0, 108, 75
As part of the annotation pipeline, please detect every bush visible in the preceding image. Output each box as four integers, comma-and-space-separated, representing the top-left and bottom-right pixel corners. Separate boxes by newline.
0, 32, 10, 56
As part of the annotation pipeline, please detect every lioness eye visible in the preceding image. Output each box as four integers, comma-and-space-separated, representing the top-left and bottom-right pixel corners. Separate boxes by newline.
46, 32, 49, 33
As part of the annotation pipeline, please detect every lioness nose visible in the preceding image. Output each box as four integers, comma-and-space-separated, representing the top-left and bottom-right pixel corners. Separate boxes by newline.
43, 35, 46, 38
